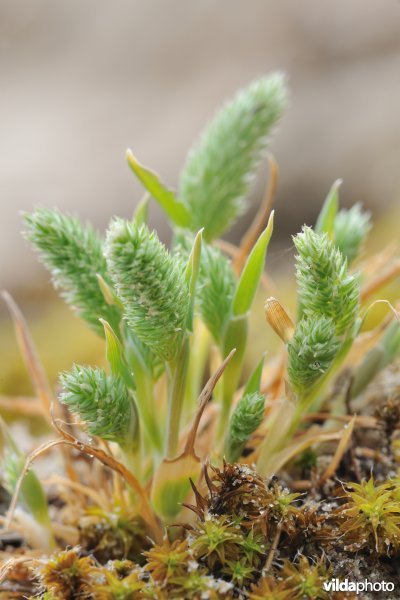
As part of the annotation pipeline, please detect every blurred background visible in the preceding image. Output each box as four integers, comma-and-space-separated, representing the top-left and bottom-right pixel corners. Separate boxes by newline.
1, 0, 400, 397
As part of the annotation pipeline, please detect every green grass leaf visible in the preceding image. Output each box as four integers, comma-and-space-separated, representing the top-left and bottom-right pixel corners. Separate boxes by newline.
232, 211, 274, 316
243, 355, 265, 396
184, 229, 203, 331
315, 179, 341, 237
126, 150, 190, 228
100, 318, 135, 388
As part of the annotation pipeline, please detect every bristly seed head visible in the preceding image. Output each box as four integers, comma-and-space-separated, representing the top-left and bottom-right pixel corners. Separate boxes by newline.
294, 226, 359, 337
59, 365, 135, 444
105, 220, 190, 362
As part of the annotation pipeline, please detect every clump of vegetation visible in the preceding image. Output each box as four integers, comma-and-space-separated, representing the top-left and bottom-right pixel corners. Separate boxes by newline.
1, 72, 400, 599
337, 477, 400, 555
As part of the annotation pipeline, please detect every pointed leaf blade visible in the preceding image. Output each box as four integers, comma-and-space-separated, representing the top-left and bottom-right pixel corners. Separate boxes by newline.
126, 150, 190, 227
243, 354, 265, 396
315, 179, 342, 237
232, 211, 274, 316
100, 319, 135, 388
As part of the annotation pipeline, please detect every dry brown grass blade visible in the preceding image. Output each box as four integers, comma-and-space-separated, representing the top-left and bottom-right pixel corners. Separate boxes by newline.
303, 412, 377, 428
184, 348, 236, 456
42, 474, 110, 511
0, 556, 36, 585
0, 395, 44, 416
4, 421, 161, 541
150, 350, 236, 520
361, 258, 400, 302
261, 351, 286, 399
364, 299, 400, 325
52, 420, 162, 540
347, 308, 397, 365
1, 292, 53, 424
179, 403, 219, 462
265, 297, 295, 343
357, 242, 398, 279
318, 416, 355, 485
234, 154, 279, 275
255, 426, 343, 478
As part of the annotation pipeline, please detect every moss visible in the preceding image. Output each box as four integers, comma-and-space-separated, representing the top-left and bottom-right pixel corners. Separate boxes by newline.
79, 510, 149, 564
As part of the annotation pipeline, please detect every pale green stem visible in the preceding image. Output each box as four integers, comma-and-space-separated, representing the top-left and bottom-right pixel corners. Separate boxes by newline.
225, 434, 245, 464
128, 351, 163, 455
184, 319, 211, 414
217, 315, 248, 443
165, 336, 190, 458
287, 335, 354, 439
256, 399, 296, 476
120, 398, 142, 479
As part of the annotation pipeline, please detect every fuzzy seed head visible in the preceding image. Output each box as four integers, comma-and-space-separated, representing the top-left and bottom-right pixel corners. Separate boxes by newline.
229, 393, 265, 445
294, 226, 359, 336
59, 365, 133, 444
199, 244, 236, 343
24, 207, 120, 334
179, 73, 288, 240
287, 316, 340, 395
105, 220, 190, 362
334, 203, 371, 264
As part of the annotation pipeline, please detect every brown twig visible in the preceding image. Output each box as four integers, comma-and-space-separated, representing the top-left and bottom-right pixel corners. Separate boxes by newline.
318, 417, 355, 485
184, 348, 236, 455
264, 520, 283, 573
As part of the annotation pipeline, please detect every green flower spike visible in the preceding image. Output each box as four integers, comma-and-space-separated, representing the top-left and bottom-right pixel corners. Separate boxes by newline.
105, 220, 190, 363
294, 226, 359, 336
59, 365, 138, 447
24, 207, 120, 334
179, 73, 287, 240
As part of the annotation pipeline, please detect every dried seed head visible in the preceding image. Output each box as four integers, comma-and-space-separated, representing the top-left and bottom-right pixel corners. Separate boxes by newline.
264, 297, 295, 343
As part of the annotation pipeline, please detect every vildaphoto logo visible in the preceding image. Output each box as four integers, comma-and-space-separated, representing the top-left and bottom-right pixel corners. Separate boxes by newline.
323, 578, 395, 595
